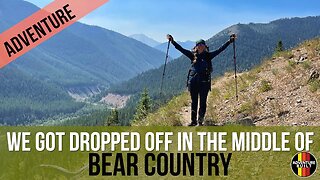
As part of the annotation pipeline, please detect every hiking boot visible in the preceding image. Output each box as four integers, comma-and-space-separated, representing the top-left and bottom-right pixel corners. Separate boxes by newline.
198, 117, 204, 126
188, 122, 198, 126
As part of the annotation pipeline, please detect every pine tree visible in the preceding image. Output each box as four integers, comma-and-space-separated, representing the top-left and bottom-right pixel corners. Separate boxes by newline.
106, 108, 119, 126
276, 40, 284, 52
132, 88, 151, 124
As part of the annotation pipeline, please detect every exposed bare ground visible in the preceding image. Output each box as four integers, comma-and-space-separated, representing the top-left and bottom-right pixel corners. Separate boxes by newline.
68, 86, 102, 102
100, 93, 131, 109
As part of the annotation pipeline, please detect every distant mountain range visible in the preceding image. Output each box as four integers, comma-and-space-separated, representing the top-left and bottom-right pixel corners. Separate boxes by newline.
0, 0, 167, 124
154, 41, 195, 59
129, 34, 195, 59
129, 34, 161, 47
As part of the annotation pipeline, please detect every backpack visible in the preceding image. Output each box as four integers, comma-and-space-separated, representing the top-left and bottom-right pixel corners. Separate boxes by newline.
186, 47, 212, 90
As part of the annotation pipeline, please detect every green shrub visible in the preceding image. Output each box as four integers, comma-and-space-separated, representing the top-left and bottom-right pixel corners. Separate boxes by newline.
302, 61, 311, 70
211, 88, 221, 99
285, 60, 297, 73
309, 80, 320, 93
242, 73, 258, 83
222, 82, 236, 100
271, 69, 279, 76
259, 80, 272, 92
273, 50, 294, 59
288, 60, 296, 68
238, 102, 254, 114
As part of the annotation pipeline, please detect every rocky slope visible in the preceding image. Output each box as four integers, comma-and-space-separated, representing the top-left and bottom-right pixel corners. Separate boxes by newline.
100, 93, 131, 108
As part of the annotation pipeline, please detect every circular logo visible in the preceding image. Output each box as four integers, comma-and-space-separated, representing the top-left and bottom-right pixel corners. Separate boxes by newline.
291, 152, 317, 178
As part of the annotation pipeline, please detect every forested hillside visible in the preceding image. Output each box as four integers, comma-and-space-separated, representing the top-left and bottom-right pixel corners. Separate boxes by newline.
0, 0, 166, 88
0, 67, 84, 125
0, 0, 166, 124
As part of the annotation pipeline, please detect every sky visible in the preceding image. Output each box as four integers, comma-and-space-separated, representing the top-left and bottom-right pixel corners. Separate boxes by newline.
25, 0, 320, 42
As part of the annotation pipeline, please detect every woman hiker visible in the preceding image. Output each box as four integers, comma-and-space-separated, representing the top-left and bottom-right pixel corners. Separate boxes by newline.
167, 34, 236, 126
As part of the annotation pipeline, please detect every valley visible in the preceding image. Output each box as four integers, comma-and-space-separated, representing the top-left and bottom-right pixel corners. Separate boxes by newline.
0, 0, 166, 124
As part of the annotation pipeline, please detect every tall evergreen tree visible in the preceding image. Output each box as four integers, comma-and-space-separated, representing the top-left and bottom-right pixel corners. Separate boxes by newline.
132, 88, 151, 124
106, 108, 119, 126
276, 40, 284, 52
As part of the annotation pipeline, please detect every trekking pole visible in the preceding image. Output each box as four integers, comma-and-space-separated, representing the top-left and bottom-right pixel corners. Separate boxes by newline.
160, 38, 171, 95
232, 35, 239, 101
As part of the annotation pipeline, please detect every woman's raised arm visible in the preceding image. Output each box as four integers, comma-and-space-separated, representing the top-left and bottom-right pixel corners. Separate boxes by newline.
167, 34, 194, 60
208, 34, 236, 60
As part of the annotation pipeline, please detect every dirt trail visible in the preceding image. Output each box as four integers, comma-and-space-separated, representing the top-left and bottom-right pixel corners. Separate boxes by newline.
180, 75, 240, 126
180, 106, 191, 126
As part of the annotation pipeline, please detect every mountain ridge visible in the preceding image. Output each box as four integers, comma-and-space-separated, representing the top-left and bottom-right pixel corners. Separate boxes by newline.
154, 40, 195, 59
129, 34, 161, 47
0, 0, 167, 88
129, 33, 195, 59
